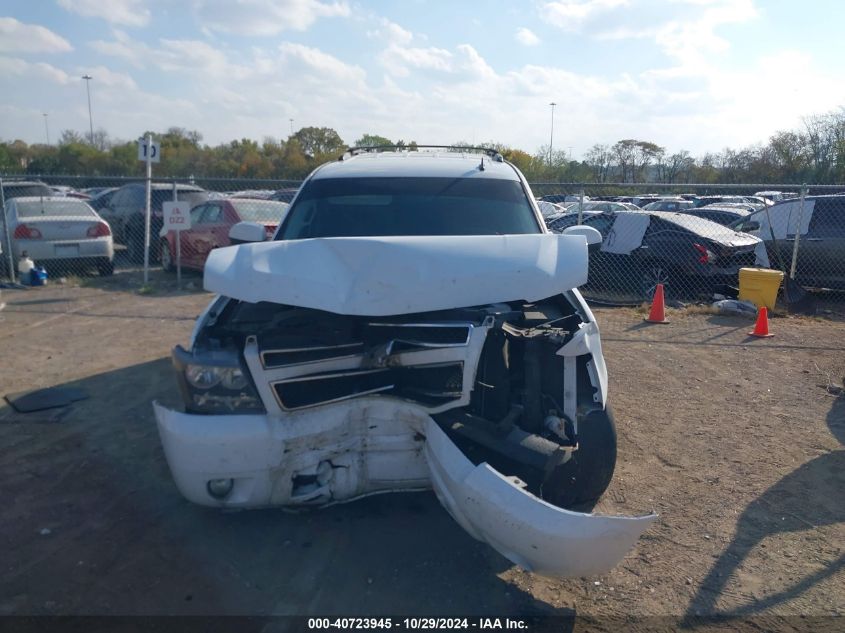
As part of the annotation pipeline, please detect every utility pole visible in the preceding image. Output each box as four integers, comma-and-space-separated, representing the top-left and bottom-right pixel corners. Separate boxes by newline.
548, 102, 557, 167
82, 75, 94, 145
43, 113, 50, 145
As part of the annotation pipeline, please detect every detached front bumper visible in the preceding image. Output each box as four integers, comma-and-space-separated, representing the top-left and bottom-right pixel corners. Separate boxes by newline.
153, 400, 655, 578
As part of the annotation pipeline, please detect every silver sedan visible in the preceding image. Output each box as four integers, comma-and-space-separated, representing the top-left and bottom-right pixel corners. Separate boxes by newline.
2, 197, 115, 276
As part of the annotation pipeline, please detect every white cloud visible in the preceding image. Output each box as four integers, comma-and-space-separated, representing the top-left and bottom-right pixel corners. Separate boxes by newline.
515, 27, 540, 46
0, 17, 73, 53
540, 0, 629, 31
193, 0, 350, 36
0, 56, 70, 83
366, 18, 413, 45
57, 0, 151, 27
279, 42, 366, 83
75, 65, 137, 90
88, 30, 145, 68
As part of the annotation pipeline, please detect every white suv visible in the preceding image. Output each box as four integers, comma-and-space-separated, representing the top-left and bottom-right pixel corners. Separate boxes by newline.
153, 148, 654, 578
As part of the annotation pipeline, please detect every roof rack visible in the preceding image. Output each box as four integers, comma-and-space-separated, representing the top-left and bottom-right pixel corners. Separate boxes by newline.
340, 145, 505, 162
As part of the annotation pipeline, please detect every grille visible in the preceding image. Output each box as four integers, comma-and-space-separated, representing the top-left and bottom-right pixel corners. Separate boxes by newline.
272, 362, 464, 411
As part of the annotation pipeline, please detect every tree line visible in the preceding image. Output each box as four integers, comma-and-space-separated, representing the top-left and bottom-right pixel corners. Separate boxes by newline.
1, 107, 843, 184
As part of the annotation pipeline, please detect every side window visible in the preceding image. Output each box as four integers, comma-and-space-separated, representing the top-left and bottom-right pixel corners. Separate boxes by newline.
128, 187, 145, 209
190, 204, 207, 225
808, 201, 845, 237
200, 204, 223, 224
109, 190, 125, 208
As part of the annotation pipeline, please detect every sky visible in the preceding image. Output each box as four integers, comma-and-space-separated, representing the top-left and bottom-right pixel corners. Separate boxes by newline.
1, 0, 844, 159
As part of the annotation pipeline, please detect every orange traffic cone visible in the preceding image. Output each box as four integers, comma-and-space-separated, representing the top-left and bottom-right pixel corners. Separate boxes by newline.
644, 283, 669, 324
749, 306, 774, 338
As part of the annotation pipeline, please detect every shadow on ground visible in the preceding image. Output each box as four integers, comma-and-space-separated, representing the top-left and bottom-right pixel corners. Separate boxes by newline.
683, 395, 845, 623
0, 359, 569, 617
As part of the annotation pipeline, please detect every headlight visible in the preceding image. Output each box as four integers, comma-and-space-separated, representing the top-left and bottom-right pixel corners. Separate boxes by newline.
185, 364, 224, 389
173, 346, 265, 414
185, 365, 247, 391
221, 367, 248, 390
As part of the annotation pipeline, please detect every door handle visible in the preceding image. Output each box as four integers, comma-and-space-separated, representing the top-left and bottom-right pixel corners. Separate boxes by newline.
804, 238, 823, 242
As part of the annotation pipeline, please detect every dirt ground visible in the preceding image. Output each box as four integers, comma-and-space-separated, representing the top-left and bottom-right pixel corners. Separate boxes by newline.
1, 271, 843, 629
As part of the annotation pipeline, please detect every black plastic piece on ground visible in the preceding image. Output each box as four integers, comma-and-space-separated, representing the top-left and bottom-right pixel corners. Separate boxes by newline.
5, 387, 89, 413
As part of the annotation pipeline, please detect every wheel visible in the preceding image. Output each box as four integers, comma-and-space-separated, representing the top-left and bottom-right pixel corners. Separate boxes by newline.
639, 262, 674, 302
97, 258, 114, 276
160, 239, 175, 272
541, 406, 618, 511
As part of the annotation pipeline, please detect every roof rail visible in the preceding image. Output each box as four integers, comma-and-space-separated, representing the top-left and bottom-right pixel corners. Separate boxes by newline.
339, 145, 505, 162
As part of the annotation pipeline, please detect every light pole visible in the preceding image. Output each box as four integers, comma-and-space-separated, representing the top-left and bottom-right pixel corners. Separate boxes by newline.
82, 74, 94, 145
43, 113, 50, 145
548, 102, 557, 167
289, 118, 294, 136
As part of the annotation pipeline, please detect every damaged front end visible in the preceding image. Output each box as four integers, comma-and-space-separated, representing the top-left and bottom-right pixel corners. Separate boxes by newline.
153, 235, 655, 577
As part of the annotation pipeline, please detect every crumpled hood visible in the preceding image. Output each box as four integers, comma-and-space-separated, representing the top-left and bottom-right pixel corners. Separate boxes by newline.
204, 234, 588, 316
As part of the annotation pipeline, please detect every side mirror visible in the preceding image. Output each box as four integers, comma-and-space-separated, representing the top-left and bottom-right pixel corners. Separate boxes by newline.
741, 221, 760, 233
562, 224, 603, 245
229, 221, 267, 244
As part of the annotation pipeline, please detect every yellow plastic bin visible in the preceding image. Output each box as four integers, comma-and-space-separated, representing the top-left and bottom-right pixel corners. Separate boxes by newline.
738, 268, 784, 310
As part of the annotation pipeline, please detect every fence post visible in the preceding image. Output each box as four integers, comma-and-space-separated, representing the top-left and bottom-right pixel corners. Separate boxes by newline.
143, 133, 153, 284
577, 186, 585, 225
172, 180, 181, 290
789, 183, 808, 279
0, 178, 14, 282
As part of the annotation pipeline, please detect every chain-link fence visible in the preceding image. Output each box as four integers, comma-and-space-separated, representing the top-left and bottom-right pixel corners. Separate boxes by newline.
0, 174, 300, 286
2, 174, 843, 307
535, 182, 845, 305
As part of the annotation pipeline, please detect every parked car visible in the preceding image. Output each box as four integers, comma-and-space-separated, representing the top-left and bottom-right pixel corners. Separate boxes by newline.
681, 205, 753, 226
268, 187, 300, 203
536, 199, 567, 218
98, 183, 211, 262
87, 187, 118, 211
732, 194, 845, 290
153, 148, 655, 579
0, 197, 114, 276
538, 193, 591, 204
1, 180, 53, 200
692, 195, 764, 210
642, 198, 694, 212
548, 210, 762, 299
160, 198, 290, 272
571, 201, 641, 214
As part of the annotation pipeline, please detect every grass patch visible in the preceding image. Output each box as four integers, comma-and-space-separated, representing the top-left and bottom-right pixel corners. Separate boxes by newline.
137, 284, 157, 295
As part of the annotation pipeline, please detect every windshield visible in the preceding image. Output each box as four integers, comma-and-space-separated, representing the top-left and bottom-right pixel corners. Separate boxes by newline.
231, 200, 290, 223
278, 177, 540, 239
14, 199, 95, 218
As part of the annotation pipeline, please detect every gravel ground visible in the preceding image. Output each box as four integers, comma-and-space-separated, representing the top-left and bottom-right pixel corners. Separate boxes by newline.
1, 273, 842, 630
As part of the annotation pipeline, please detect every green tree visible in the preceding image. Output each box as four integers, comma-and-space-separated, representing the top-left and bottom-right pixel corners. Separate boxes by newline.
354, 133, 393, 148
293, 127, 345, 158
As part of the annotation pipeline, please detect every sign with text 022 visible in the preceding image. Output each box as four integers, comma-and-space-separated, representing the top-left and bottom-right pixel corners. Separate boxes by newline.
163, 201, 192, 231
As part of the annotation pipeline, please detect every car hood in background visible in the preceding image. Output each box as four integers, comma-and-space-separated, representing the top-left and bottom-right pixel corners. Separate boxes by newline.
204, 234, 589, 316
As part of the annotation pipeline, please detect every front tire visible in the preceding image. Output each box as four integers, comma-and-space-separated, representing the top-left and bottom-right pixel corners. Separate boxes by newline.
542, 406, 618, 511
